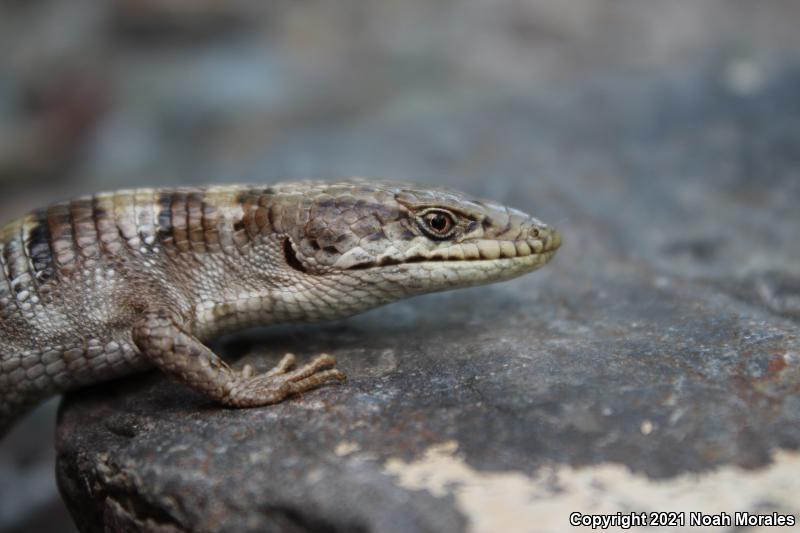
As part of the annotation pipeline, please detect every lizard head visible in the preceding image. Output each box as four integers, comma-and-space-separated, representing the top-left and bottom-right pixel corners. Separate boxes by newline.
265, 180, 560, 306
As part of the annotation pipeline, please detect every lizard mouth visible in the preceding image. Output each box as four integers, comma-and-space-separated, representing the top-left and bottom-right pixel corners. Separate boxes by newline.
399, 249, 557, 268
347, 231, 561, 271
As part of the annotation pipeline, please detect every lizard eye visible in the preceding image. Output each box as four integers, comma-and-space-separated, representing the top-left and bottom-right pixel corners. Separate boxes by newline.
419, 209, 457, 239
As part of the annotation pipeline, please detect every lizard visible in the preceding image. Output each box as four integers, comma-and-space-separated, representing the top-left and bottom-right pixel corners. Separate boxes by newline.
0, 179, 561, 436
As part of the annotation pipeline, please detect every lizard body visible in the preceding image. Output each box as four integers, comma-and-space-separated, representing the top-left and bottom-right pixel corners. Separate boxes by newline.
0, 180, 560, 435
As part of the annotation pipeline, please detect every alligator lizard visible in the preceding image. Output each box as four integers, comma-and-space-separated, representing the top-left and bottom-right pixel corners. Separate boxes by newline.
0, 180, 560, 435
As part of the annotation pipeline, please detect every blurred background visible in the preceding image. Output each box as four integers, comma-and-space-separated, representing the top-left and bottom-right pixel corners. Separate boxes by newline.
2, 1, 800, 531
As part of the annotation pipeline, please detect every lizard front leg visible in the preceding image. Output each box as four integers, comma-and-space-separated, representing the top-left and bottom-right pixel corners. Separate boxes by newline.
132, 309, 346, 407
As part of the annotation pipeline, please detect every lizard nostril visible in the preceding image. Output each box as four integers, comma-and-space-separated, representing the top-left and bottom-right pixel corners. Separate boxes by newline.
530, 228, 540, 238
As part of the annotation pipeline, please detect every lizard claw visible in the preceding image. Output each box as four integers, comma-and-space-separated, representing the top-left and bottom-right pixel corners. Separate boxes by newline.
226, 353, 345, 406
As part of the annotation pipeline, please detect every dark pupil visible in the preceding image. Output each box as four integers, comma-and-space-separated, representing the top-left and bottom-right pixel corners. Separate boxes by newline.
429, 214, 448, 232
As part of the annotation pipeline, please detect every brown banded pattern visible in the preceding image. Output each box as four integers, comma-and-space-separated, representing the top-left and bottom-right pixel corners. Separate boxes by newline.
47, 201, 77, 275
69, 196, 101, 262
26, 208, 55, 285
1, 180, 561, 436
187, 191, 205, 254
94, 193, 124, 257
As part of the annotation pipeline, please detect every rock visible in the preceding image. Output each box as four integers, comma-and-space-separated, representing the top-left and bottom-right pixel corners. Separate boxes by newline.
55, 64, 800, 531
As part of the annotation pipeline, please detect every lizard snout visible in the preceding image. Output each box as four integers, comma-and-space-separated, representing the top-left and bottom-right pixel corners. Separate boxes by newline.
528, 224, 561, 253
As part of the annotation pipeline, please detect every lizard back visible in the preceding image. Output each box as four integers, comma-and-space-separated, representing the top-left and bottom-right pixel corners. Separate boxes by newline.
0, 186, 260, 432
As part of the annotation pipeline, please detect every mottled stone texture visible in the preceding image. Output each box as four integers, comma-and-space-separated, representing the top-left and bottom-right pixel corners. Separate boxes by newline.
54, 68, 800, 531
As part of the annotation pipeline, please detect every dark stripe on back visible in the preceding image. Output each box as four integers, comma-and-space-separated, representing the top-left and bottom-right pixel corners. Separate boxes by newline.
235, 187, 275, 206
70, 197, 99, 259
201, 198, 220, 249
156, 190, 201, 253
170, 191, 190, 252
157, 192, 173, 241
187, 191, 205, 251
26, 209, 55, 284
236, 188, 275, 238
92, 195, 121, 257
45, 202, 76, 275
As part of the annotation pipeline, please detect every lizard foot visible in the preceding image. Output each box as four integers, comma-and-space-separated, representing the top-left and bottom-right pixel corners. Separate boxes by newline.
227, 353, 346, 407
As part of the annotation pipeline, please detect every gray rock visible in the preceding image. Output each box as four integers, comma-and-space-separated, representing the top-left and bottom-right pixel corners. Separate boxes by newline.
55, 65, 800, 531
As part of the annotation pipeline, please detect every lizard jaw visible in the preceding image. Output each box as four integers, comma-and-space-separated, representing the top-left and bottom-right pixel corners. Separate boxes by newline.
343, 247, 560, 294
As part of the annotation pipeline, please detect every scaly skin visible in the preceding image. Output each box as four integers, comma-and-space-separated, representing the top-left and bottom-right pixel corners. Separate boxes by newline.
0, 179, 560, 435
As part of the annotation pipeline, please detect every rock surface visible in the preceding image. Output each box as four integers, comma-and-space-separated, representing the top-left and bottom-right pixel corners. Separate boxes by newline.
55, 70, 800, 531
0, 1, 798, 532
